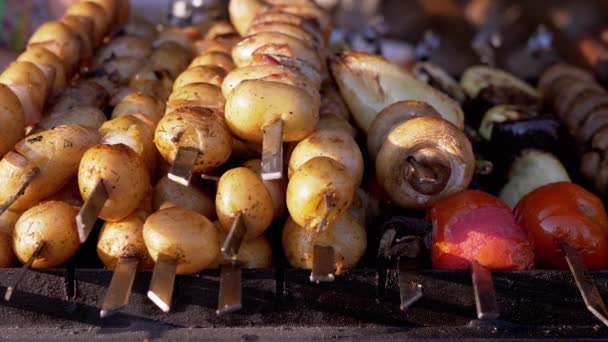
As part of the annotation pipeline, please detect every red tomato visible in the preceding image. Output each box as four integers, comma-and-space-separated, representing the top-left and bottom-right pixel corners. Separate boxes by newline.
514, 182, 608, 270
430, 190, 534, 270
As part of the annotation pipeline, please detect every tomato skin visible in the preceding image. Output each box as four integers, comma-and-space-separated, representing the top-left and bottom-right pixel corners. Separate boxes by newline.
514, 182, 608, 270
430, 190, 534, 270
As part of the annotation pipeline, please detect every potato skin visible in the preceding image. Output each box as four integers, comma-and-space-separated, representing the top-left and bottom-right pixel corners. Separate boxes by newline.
111, 92, 164, 124
28, 21, 82, 76
97, 208, 154, 270
214, 228, 272, 268
225, 80, 319, 143
166, 83, 225, 114
13, 201, 79, 268
153, 176, 215, 219
143, 207, 219, 274
173, 65, 226, 90
0, 210, 20, 268
242, 159, 286, 219
286, 156, 356, 231
0, 84, 25, 158
37, 106, 106, 132
282, 213, 366, 270
216, 167, 274, 240
78, 144, 150, 221
66, 1, 109, 46
154, 107, 232, 173
288, 129, 363, 186
2, 125, 99, 212
100, 115, 157, 174
189, 52, 236, 73
0, 61, 49, 125
17, 46, 67, 95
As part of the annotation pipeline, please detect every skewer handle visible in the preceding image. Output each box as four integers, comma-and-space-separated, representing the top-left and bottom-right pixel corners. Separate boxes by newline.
77, 180, 108, 243
147, 253, 177, 313
562, 243, 608, 326
5, 240, 45, 301
100, 257, 139, 318
168, 146, 199, 186
309, 244, 336, 283
471, 261, 499, 320
261, 120, 283, 181
216, 262, 243, 316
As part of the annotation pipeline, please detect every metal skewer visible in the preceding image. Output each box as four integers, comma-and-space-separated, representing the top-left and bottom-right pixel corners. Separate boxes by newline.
310, 244, 336, 283
471, 261, 499, 320
0, 166, 39, 216
100, 257, 139, 318
261, 120, 283, 180
147, 253, 177, 313
562, 243, 608, 326
217, 212, 247, 315
398, 258, 423, 311
316, 194, 333, 233
168, 146, 200, 186
5, 240, 45, 301
76, 180, 109, 243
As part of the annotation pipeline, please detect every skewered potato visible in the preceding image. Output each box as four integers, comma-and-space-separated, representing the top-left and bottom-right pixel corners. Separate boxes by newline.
155, 107, 232, 173
286, 156, 356, 231
97, 201, 154, 270
249, 53, 322, 89
331, 51, 464, 132
314, 114, 356, 138
99, 115, 157, 174
48, 79, 109, 114
143, 207, 219, 274
111, 92, 164, 124
59, 15, 95, 63
85, 0, 119, 28
282, 213, 366, 271
173, 66, 227, 90
17, 47, 67, 95
27, 21, 83, 76
66, 1, 108, 46
166, 83, 225, 114
0, 85, 25, 158
0, 125, 99, 212
153, 176, 215, 218
13, 201, 79, 268
225, 80, 319, 143
215, 227, 272, 268
150, 42, 193, 79
216, 167, 274, 240
190, 52, 236, 73
242, 159, 286, 219
153, 27, 195, 56
288, 129, 363, 186
78, 144, 150, 221
228, 0, 271, 36
0, 61, 49, 126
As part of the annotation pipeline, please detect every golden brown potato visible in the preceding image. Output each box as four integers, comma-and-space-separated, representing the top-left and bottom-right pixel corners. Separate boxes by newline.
221, 64, 320, 105
204, 21, 237, 40
189, 52, 236, 73
166, 83, 225, 114
0, 84, 25, 158
288, 129, 363, 185
282, 213, 366, 271
173, 66, 227, 90
153, 27, 195, 56
225, 80, 319, 143
195, 35, 240, 55
331, 51, 464, 132
59, 15, 95, 63
17, 47, 67, 95
28, 21, 82, 76
66, 1, 109, 46
143, 207, 219, 274
315, 114, 356, 138
247, 22, 322, 50
232, 32, 322, 71
286, 156, 356, 231
1, 125, 99, 212
0, 61, 49, 126
13, 201, 79, 268
78, 144, 150, 221
37, 106, 107, 132
111, 91, 164, 124
228, 0, 271, 36
155, 107, 232, 173
84, 0, 118, 28
97, 205, 154, 270
216, 167, 274, 240
96, 35, 152, 65
153, 176, 215, 218
99, 115, 157, 174
150, 42, 192, 79
274, 3, 332, 40
48, 79, 109, 114
242, 159, 286, 219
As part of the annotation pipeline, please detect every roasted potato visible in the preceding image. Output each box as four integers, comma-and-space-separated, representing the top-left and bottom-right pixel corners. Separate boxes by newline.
0, 84, 25, 158
153, 176, 215, 219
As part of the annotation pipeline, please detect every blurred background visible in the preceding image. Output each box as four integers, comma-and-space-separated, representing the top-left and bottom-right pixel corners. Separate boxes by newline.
2, 0, 608, 83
